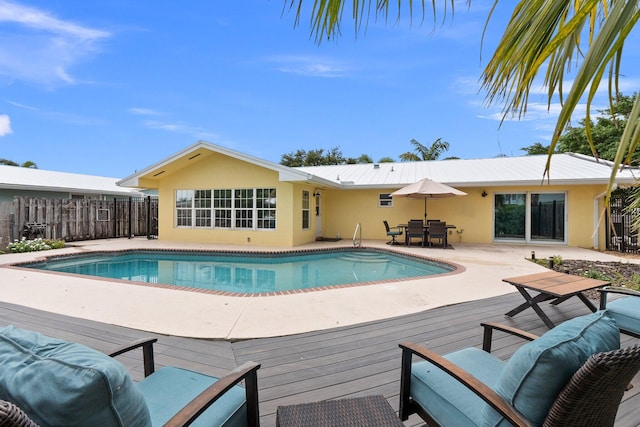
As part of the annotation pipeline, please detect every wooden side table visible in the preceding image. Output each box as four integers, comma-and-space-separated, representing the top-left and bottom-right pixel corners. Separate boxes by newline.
503, 271, 609, 328
276, 395, 404, 427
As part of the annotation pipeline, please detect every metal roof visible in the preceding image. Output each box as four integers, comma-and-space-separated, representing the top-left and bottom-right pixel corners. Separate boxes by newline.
0, 165, 144, 196
295, 153, 639, 189
115, 141, 639, 191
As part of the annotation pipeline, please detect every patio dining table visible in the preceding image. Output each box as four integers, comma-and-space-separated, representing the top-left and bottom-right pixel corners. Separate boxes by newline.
397, 223, 456, 246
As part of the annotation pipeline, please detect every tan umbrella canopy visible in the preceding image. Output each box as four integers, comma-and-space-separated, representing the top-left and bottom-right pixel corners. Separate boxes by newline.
391, 178, 467, 221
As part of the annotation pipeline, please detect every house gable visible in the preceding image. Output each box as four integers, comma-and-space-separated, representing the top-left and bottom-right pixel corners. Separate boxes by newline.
148, 146, 318, 246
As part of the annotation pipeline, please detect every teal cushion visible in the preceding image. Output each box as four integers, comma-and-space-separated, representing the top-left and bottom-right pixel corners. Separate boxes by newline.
482, 311, 620, 427
138, 366, 247, 427
411, 347, 506, 427
606, 296, 640, 336
0, 325, 151, 427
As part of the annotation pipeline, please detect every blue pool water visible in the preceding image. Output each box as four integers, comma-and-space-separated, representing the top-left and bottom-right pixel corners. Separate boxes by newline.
21, 249, 455, 294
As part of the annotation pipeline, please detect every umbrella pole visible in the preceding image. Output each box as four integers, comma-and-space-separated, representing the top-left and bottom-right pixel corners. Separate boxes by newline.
424, 199, 427, 221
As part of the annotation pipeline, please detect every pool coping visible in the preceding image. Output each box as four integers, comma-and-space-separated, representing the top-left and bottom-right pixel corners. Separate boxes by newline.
7, 246, 466, 297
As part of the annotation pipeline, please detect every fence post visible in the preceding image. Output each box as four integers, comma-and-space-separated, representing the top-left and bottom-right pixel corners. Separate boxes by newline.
9, 211, 14, 242
128, 197, 132, 238
113, 198, 117, 238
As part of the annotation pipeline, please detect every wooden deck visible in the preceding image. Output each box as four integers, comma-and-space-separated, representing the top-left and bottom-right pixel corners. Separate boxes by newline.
1, 292, 638, 426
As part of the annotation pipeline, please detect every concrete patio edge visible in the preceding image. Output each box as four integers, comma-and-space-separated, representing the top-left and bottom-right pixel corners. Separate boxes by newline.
1, 238, 636, 339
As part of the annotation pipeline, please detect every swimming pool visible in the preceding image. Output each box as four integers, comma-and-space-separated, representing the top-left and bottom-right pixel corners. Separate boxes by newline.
19, 248, 458, 295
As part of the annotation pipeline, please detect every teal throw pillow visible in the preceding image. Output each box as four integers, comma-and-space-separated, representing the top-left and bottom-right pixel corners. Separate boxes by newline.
481, 310, 619, 427
0, 325, 152, 427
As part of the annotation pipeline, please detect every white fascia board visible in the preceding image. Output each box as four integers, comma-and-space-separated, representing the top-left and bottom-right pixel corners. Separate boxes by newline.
1, 183, 139, 195
279, 170, 341, 188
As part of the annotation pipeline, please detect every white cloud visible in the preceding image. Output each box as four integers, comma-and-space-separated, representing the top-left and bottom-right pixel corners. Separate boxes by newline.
267, 55, 348, 78
6, 100, 105, 125
0, 0, 110, 87
0, 114, 12, 136
128, 107, 163, 116
142, 119, 218, 140
0, 0, 108, 38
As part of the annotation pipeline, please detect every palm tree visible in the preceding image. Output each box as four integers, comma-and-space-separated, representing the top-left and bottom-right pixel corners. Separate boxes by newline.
398, 152, 421, 162
287, 0, 639, 217
399, 138, 450, 161
480, 1, 639, 202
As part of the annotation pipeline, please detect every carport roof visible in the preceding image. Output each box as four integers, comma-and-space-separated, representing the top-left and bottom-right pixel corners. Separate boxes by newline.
0, 165, 144, 196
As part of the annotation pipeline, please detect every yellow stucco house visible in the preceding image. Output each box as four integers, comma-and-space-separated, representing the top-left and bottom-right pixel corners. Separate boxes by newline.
118, 141, 638, 249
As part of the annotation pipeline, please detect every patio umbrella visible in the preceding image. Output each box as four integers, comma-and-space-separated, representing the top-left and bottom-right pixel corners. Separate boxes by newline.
390, 178, 467, 220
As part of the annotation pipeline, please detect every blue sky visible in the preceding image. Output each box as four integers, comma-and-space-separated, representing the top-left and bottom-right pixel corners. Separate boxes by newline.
1, 1, 638, 178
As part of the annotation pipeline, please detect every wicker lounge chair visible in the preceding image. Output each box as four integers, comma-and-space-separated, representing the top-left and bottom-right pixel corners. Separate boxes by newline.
399, 311, 640, 427
383, 220, 403, 245
405, 219, 425, 247
599, 287, 640, 338
0, 326, 260, 427
0, 400, 38, 427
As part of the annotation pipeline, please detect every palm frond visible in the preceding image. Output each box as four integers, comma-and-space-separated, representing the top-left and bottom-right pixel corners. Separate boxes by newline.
286, 0, 461, 43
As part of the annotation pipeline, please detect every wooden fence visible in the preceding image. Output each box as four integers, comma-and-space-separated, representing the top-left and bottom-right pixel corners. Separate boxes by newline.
0, 196, 158, 247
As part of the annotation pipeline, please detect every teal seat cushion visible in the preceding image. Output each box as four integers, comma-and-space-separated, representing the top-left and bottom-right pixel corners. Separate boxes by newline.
482, 311, 620, 427
137, 366, 247, 427
0, 325, 152, 427
606, 296, 640, 336
410, 347, 506, 427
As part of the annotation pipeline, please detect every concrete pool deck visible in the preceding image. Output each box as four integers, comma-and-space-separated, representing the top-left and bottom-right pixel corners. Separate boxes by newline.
1, 238, 638, 339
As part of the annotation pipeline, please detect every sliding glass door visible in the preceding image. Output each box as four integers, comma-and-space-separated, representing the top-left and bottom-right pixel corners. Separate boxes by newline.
494, 194, 526, 239
530, 193, 565, 241
494, 192, 566, 243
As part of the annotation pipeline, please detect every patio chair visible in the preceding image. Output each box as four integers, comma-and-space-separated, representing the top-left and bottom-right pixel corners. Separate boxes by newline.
0, 325, 260, 427
399, 311, 640, 427
427, 221, 447, 248
406, 219, 425, 247
383, 220, 403, 245
599, 286, 640, 338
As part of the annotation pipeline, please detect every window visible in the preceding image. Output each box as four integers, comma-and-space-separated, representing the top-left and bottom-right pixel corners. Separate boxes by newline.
379, 193, 393, 207
494, 192, 566, 243
257, 188, 277, 229
176, 187, 276, 230
213, 189, 232, 228
176, 190, 194, 227
235, 189, 253, 228
194, 190, 211, 227
302, 190, 310, 229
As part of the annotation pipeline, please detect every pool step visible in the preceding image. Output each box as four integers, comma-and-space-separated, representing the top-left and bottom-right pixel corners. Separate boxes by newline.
339, 253, 390, 263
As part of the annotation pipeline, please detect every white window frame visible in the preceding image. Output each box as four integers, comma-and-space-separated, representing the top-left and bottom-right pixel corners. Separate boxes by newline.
175, 188, 276, 230
493, 191, 567, 244
302, 190, 310, 230
379, 193, 393, 207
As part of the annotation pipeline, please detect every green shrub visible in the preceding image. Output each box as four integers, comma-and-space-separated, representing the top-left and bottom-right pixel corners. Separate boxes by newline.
583, 268, 611, 282
623, 273, 640, 292
7, 237, 65, 253
528, 255, 564, 268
